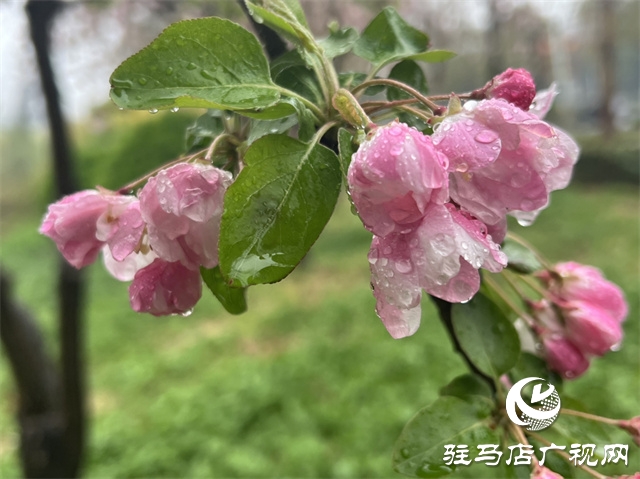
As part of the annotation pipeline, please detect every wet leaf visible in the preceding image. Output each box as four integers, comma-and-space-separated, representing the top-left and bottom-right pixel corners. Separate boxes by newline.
201, 266, 247, 315
319, 27, 359, 58
387, 60, 428, 101
185, 110, 224, 151
219, 134, 341, 286
452, 293, 520, 378
393, 396, 496, 478
439, 373, 493, 401
502, 238, 543, 274
110, 17, 280, 111
353, 7, 428, 68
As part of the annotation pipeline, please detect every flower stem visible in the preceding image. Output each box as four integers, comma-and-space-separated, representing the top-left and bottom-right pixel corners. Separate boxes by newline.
527, 432, 608, 479
560, 408, 622, 426
275, 86, 325, 121
506, 232, 552, 270
483, 274, 536, 327
351, 79, 445, 115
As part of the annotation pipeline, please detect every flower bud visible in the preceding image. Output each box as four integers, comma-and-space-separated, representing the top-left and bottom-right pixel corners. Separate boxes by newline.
531, 464, 564, 479
348, 121, 449, 237
562, 301, 623, 356
129, 259, 202, 316
139, 162, 232, 270
550, 262, 628, 323
484, 68, 536, 111
620, 416, 640, 447
542, 334, 590, 379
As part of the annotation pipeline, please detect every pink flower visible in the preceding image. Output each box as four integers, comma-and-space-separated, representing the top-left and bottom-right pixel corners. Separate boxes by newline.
139, 162, 232, 270
547, 262, 628, 323
368, 203, 507, 338
129, 258, 202, 316
483, 68, 537, 111
433, 99, 579, 227
40, 190, 144, 269
620, 416, 640, 447
531, 464, 564, 479
542, 334, 590, 379
348, 122, 449, 237
562, 301, 623, 356
102, 244, 157, 282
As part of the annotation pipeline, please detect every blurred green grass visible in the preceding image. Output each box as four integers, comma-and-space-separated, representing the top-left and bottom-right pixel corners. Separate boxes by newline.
0, 180, 638, 478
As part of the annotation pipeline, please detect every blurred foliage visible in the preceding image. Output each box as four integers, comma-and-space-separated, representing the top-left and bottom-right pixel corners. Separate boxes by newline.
573, 131, 640, 185
75, 109, 198, 191
1, 180, 638, 478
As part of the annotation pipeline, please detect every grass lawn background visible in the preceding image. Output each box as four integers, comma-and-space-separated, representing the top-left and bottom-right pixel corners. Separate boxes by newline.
1, 181, 638, 478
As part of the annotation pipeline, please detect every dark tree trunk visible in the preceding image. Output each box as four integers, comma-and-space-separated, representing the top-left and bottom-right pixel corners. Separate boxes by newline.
0, 1, 89, 477
599, 0, 616, 139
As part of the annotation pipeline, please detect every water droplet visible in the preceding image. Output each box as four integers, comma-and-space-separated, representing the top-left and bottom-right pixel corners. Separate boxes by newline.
474, 130, 498, 144
395, 260, 412, 273
187, 62, 197, 70
180, 309, 193, 317
201, 70, 216, 81
400, 448, 411, 459
461, 242, 468, 250
455, 162, 469, 173
137, 78, 148, 86
176, 37, 186, 47
565, 370, 575, 379
165, 67, 174, 75
118, 107, 124, 111
170, 107, 180, 113
149, 108, 159, 114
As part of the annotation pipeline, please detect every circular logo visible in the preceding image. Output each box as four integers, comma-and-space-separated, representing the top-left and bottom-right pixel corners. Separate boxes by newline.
505, 377, 561, 431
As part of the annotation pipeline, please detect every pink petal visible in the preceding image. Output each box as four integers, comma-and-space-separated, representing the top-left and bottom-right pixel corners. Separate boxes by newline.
348, 122, 449, 236
563, 301, 623, 356
129, 259, 202, 316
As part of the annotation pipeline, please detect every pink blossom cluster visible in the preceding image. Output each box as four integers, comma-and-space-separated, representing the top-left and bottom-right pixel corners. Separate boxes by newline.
40, 162, 231, 316
348, 70, 579, 338
533, 262, 628, 379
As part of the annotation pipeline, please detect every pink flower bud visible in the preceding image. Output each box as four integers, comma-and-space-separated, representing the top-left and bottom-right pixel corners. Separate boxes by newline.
551, 262, 628, 323
531, 464, 564, 479
348, 121, 449, 237
562, 301, 623, 356
129, 259, 202, 316
542, 334, 590, 379
40, 190, 142, 269
139, 162, 232, 270
484, 68, 536, 111
620, 416, 640, 447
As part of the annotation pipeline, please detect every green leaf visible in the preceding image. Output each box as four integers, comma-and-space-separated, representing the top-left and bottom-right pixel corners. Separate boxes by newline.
245, 0, 313, 50
407, 50, 457, 63
319, 27, 359, 58
387, 60, 428, 101
452, 293, 521, 378
246, 115, 298, 145
236, 102, 296, 120
337, 128, 355, 179
200, 266, 247, 315
502, 238, 543, 274
110, 17, 280, 111
393, 396, 497, 478
510, 352, 563, 393
185, 110, 224, 151
353, 7, 429, 69
439, 374, 493, 401
271, 50, 323, 104
219, 134, 341, 286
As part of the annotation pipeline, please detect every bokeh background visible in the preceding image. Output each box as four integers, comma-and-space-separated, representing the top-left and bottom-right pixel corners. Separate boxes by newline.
1, 0, 638, 477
